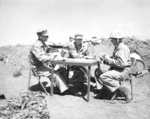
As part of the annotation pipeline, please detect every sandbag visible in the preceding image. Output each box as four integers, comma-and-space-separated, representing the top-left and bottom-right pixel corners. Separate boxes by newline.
0, 91, 50, 119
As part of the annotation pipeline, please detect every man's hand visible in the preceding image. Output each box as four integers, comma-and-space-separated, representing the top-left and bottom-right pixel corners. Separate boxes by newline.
103, 54, 111, 62
98, 52, 111, 65
54, 54, 65, 61
99, 52, 107, 61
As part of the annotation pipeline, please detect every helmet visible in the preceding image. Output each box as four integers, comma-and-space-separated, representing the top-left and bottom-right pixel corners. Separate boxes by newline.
109, 29, 124, 39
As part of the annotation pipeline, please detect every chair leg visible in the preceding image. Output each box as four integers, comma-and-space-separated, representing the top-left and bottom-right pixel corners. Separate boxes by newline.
110, 90, 120, 102
37, 77, 48, 95
110, 93, 117, 101
40, 81, 48, 95
67, 65, 70, 84
38, 80, 40, 90
28, 69, 31, 91
110, 74, 133, 102
130, 76, 133, 100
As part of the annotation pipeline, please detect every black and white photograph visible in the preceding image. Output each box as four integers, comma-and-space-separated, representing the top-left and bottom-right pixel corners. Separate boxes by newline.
0, 0, 150, 119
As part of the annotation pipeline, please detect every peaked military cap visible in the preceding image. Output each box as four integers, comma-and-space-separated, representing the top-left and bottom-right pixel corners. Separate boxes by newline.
37, 29, 49, 36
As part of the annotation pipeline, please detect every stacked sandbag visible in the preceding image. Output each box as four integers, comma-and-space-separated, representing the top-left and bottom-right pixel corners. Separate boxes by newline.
0, 91, 50, 119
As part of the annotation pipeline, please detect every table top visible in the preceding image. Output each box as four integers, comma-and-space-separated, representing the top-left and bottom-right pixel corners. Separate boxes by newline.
50, 58, 100, 66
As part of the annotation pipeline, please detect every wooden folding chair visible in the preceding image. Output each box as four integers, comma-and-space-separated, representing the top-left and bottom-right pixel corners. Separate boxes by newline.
28, 55, 50, 95
110, 58, 137, 101
110, 73, 133, 101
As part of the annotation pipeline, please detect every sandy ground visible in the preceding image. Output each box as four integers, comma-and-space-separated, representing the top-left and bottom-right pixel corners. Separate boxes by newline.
0, 62, 150, 119
0, 44, 150, 119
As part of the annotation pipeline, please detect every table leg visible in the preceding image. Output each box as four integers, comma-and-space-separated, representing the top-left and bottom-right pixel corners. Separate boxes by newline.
87, 66, 91, 102
67, 65, 70, 84
50, 66, 54, 96
130, 74, 133, 100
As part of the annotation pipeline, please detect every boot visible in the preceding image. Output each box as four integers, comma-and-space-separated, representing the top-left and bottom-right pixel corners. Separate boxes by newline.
118, 86, 131, 103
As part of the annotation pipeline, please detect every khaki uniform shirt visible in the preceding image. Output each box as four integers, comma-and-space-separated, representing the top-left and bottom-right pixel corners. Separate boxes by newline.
30, 39, 56, 68
107, 42, 131, 70
68, 41, 89, 58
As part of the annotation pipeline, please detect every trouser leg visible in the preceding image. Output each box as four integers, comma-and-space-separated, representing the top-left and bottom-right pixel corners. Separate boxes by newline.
99, 70, 122, 92
54, 68, 68, 93
37, 66, 68, 93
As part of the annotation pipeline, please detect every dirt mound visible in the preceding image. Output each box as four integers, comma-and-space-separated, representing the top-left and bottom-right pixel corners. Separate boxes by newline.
0, 45, 31, 78
124, 38, 150, 60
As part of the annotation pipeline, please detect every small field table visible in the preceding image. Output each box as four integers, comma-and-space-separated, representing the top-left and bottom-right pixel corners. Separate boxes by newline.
50, 58, 98, 102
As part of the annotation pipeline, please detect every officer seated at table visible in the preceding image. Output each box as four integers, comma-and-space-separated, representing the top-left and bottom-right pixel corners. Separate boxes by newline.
30, 28, 69, 94
65, 33, 94, 95
95, 29, 132, 102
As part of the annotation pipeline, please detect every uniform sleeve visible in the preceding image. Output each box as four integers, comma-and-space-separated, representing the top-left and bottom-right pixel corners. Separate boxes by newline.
107, 48, 129, 68
32, 44, 56, 62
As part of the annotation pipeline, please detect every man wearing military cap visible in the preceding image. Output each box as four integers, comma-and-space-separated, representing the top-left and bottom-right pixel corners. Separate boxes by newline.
37, 29, 49, 36
30, 29, 69, 94
66, 33, 91, 95
68, 34, 89, 58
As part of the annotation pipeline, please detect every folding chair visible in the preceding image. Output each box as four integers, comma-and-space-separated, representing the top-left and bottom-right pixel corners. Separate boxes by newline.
110, 58, 137, 101
28, 55, 50, 95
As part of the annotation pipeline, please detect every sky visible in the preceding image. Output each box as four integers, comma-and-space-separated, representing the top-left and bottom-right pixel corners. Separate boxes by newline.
0, 0, 150, 46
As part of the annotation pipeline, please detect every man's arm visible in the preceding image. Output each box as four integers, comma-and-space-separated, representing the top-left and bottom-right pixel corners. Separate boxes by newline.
104, 48, 130, 68
32, 45, 57, 62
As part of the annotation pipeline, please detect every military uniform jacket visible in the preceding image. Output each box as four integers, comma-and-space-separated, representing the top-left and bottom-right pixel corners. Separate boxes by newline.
30, 39, 56, 68
106, 42, 131, 70
68, 41, 89, 58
